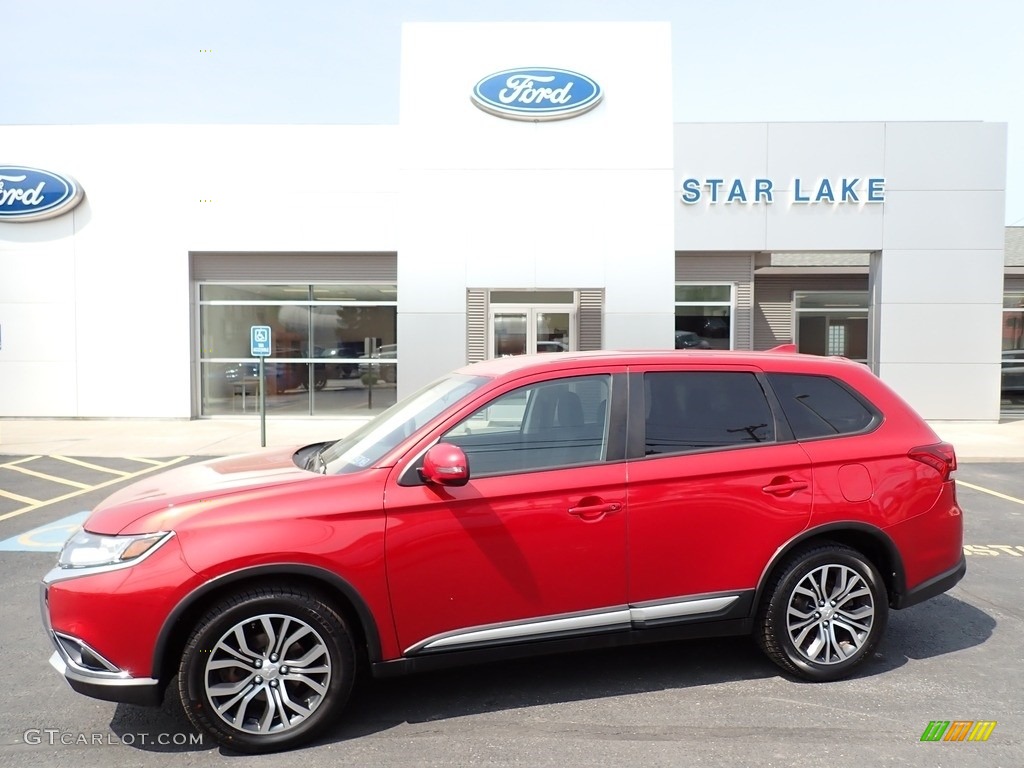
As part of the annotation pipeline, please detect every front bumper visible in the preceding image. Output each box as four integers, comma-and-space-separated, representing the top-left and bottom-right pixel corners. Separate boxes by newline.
41, 579, 164, 706
47, 647, 162, 706
39, 532, 196, 707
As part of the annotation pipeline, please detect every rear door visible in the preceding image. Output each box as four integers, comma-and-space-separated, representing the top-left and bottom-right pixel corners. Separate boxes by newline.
625, 366, 813, 617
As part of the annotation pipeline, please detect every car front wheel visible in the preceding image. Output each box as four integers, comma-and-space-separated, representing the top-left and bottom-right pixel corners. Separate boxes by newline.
757, 543, 887, 681
178, 585, 355, 753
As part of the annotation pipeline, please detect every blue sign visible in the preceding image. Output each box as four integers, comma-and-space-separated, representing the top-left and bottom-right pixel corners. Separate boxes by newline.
680, 176, 886, 205
0, 166, 84, 221
471, 67, 603, 121
250, 325, 272, 357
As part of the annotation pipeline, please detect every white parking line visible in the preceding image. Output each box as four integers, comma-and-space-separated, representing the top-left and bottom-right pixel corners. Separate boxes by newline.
958, 480, 1024, 506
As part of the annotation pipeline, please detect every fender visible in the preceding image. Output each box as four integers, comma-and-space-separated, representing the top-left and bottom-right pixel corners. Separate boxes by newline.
752, 522, 906, 611
151, 563, 383, 680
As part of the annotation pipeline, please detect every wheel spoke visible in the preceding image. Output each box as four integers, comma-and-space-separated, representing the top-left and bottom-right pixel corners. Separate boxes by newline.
203, 612, 333, 736
786, 562, 875, 666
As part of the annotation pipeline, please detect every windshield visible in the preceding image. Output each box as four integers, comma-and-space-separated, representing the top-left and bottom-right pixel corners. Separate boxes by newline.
320, 373, 489, 475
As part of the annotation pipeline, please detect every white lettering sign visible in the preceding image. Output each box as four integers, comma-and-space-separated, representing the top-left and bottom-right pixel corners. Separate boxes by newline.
498, 75, 575, 106
0, 175, 47, 207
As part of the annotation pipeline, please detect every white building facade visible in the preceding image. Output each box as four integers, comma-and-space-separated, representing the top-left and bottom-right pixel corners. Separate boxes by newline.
0, 22, 1013, 421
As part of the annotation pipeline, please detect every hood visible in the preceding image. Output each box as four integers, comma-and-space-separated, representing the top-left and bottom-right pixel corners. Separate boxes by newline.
86, 446, 313, 534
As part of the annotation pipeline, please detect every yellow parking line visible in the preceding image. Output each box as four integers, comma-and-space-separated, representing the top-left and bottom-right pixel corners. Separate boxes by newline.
0, 488, 40, 505
0, 455, 43, 468
0, 456, 191, 522
4, 463, 92, 489
125, 457, 170, 466
958, 480, 1024, 506
52, 455, 131, 476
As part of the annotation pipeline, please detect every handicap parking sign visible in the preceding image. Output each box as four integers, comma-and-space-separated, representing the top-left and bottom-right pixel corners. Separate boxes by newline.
250, 325, 272, 357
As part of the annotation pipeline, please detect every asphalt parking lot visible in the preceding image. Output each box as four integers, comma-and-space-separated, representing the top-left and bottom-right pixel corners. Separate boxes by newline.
0, 457, 1020, 767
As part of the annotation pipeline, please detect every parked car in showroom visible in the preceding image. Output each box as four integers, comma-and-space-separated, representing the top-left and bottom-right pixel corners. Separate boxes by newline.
675, 330, 711, 349
1002, 349, 1024, 395
42, 347, 965, 753
358, 343, 397, 383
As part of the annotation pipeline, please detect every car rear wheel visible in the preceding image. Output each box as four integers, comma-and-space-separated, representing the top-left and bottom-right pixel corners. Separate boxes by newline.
756, 543, 887, 681
178, 586, 355, 753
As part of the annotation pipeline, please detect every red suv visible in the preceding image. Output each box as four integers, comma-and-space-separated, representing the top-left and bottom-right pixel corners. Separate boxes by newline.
41, 349, 965, 753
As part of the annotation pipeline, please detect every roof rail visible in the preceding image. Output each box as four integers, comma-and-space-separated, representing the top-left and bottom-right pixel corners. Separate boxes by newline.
767, 344, 798, 354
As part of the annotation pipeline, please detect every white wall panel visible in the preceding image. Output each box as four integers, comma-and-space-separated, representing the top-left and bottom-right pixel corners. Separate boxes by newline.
878, 362, 1001, 421
878, 250, 1004, 304
765, 202, 883, 252
396, 312, 466, 394
603, 312, 673, 350
875, 303, 1002, 364
884, 122, 1007, 191
0, 362, 76, 417
881, 191, 1006, 251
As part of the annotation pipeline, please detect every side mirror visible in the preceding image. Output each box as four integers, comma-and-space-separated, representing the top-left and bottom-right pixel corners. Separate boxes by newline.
420, 443, 470, 487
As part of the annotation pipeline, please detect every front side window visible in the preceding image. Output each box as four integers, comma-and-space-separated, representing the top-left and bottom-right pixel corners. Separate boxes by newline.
322, 374, 489, 475
675, 284, 733, 350
442, 375, 610, 476
643, 371, 774, 455
768, 373, 878, 439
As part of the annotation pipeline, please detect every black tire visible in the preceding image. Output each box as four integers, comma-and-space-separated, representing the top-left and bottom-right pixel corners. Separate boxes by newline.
178, 586, 355, 753
756, 543, 887, 681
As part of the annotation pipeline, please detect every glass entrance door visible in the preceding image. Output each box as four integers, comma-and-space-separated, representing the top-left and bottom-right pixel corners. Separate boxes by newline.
491, 307, 574, 357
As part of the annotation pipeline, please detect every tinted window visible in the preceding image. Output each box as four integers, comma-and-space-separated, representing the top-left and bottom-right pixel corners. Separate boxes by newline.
442, 375, 610, 476
644, 372, 774, 455
768, 373, 877, 439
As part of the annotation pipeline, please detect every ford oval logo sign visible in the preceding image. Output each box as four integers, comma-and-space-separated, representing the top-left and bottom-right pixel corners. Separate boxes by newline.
471, 67, 603, 121
0, 166, 84, 222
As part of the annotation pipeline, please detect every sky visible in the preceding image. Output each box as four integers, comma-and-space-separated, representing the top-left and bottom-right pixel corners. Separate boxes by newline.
3, 0, 1022, 225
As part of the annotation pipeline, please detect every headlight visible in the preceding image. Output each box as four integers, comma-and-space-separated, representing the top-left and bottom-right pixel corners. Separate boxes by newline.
57, 530, 171, 569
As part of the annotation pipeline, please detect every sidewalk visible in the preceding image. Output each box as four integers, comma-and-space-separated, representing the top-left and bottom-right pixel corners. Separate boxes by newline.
0, 417, 370, 458
1, 416, 1022, 461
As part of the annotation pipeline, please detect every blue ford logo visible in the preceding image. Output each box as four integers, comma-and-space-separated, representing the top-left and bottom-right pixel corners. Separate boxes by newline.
471, 67, 603, 121
0, 166, 83, 222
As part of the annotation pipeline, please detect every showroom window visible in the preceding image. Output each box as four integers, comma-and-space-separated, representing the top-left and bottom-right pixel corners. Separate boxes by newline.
198, 283, 397, 416
793, 292, 869, 364
1003, 292, 1024, 410
675, 284, 733, 350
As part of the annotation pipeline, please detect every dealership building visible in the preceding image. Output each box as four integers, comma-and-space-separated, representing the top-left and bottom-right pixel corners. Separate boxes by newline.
0, 22, 1019, 422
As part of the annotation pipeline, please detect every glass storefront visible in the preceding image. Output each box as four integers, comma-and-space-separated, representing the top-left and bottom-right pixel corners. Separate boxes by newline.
794, 291, 869, 363
674, 284, 732, 350
1003, 292, 1024, 410
198, 283, 397, 416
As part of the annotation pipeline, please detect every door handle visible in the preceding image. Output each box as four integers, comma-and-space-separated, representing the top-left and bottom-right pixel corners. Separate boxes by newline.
568, 501, 622, 521
762, 479, 809, 497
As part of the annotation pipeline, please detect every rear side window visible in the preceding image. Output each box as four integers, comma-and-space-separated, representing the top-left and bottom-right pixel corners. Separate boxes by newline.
644, 371, 775, 455
767, 373, 878, 439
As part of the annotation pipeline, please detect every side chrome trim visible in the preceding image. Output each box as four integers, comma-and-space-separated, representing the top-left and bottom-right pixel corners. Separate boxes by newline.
405, 592, 747, 656
407, 608, 631, 655
630, 595, 740, 623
